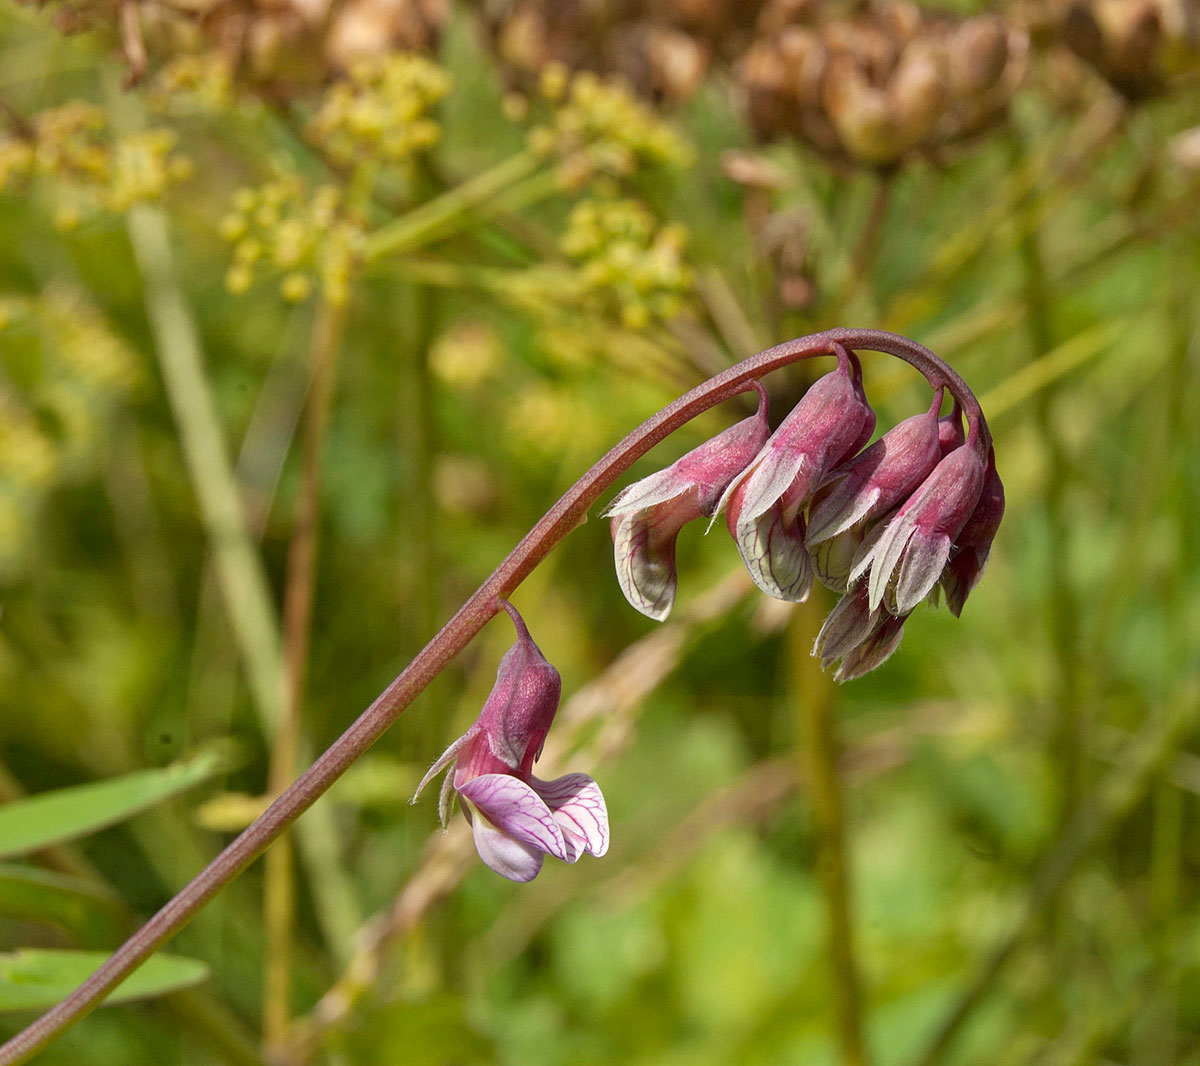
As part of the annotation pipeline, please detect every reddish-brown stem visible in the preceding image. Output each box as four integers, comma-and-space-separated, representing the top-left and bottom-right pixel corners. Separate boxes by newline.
0, 327, 986, 1065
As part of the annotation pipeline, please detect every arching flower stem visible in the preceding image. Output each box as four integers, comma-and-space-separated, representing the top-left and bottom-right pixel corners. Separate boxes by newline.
0, 327, 986, 1066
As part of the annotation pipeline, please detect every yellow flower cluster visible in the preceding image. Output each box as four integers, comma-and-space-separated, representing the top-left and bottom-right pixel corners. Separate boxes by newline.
0, 289, 141, 575
561, 198, 693, 329
526, 65, 693, 186
220, 178, 364, 305
0, 102, 190, 228
309, 53, 451, 167
153, 53, 236, 114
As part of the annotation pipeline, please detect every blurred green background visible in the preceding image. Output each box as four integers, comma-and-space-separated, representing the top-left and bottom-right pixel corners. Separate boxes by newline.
1, 1, 1199, 1063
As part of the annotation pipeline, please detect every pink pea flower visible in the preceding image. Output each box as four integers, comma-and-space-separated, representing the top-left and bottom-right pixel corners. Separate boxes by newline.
849, 442, 986, 616
412, 600, 609, 883
940, 446, 1004, 616
720, 344, 875, 601
812, 583, 910, 682
806, 388, 945, 546
604, 381, 770, 621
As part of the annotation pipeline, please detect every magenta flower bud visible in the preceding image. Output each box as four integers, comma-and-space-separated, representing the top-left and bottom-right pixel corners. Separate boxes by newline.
941, 446, 1004, 616
806, 388, 944, 546
850, 443, 986, 615
720, 345, 875, 601
813, 583, 878, 665
412, 600, 609, 883
813, 583, 910, 681
834, 612, 908, 682
604, 382, 770, 621
938, 404, 966, 456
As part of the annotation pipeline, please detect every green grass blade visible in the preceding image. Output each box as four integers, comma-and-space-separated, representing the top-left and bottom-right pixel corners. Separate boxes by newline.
0, 950, 208, 1012
0, 749, 226, 859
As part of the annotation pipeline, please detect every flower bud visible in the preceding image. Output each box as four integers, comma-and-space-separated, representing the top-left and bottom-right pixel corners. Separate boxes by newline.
413, 601, 608, 883
813, 583, 909, 682
823, 56, 900, 165
721, 346, 875, 601
940, 446, 1004, 616
807, 387, 944, 545
605, 382, 770, 620
850, 442, 986, 615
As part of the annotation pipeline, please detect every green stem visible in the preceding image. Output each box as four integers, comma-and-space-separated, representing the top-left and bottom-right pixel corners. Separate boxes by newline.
0, 329, 989, 1065
263, 298, 346, 1056
123, 196, 361, 958
1011, 132, 1082, 835
125, 202, 287, 735
362, 152, 542, 262
790, 595, 869, 1066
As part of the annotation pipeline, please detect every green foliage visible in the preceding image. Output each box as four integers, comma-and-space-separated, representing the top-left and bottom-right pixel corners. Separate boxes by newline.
1, 2, 1200, 1065
0, 748, 228, 859
0, 950, 207, 1012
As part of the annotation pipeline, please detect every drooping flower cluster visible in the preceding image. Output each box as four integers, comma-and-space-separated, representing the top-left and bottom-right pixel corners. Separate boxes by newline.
605, 343, 1003, 680
413, 600, 608, 882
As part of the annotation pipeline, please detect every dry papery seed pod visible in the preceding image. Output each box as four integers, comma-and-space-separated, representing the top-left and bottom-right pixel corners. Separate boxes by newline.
479, 0, 768, 103
1044, 0, 1200, 101
740, 1, 1028, 169
97, 0, 447, 92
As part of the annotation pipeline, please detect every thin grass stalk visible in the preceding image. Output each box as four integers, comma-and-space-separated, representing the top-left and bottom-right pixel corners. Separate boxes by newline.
1010, 130, 1084, 839
263, 298, 346, 1056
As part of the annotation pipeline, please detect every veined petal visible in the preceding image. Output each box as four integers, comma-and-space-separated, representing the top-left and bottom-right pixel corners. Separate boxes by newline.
811, 525, 866, 593
533, 772, 610, 861
813, 585, 878, 666
466, 809, 546, 883
732, 501, 812, 602
611, 512, 679, 621
457, 773, 569, 861
834, 614, 907, 682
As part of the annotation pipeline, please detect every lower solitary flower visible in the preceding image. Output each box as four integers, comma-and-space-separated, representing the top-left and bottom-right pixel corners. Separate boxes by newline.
412, 600, 609, 882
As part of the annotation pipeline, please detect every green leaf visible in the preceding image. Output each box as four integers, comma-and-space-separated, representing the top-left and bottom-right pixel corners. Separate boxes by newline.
0, 748, 227, 859
0, 864, 126, 944
0, 950, 208, 1012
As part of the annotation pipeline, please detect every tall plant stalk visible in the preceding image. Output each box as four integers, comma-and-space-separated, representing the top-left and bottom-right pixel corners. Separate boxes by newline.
789, 594, 869, 1066
0, 328, 990, 1065
263, 298, 346, 1056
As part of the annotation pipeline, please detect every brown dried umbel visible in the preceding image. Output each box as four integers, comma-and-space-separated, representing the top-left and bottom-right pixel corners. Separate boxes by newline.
480, 0, 767, 104
740, 2, 1028, 169
45, 0, 447, 93
1049, 0, 1200, 101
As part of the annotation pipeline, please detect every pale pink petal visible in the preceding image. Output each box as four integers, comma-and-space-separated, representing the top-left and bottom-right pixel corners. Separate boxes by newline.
894, 532, 952, 614
834, 614, 907, 682
813, 585, 878, 666
865, 516, 917, 612
611, 512, 677, 621
457, 773, 568, 861
602, 468, 693, 518
733, 504, 812, 602
731, 447, 810, 527
533, 773, 610, 861
466, 810, 546, 882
